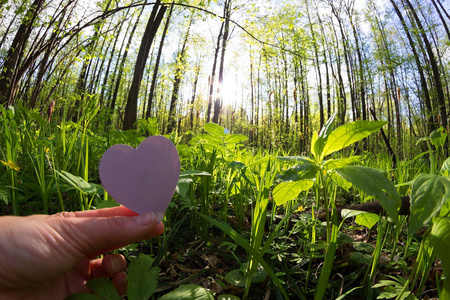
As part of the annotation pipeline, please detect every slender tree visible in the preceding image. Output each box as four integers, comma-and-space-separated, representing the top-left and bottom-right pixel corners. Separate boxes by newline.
123, 0, 166, 130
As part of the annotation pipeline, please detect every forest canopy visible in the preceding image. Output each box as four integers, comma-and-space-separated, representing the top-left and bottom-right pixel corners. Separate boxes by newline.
0, 0, 449, 153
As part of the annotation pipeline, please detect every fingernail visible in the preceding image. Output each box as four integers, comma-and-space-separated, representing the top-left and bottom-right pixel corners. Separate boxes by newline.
134, 211, 156, 226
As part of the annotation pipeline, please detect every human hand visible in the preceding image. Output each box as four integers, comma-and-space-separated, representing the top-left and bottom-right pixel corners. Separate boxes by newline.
0, 206, 164, 300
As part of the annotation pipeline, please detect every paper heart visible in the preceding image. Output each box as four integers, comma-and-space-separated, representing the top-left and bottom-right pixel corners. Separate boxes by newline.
99, 136, 180, 222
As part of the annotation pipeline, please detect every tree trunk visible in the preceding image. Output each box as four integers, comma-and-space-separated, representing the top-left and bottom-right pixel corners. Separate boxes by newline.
190, 61, 201, 130
146, 3, 173, 119
167, 13, 193, 133
212, 0, 232, 124
390, 0, 434, 133
206, 23, 224, 123
123, 1, 166, 130
403, 0, 447, 131
0, 0, 45, 105
109, 7, 144, 122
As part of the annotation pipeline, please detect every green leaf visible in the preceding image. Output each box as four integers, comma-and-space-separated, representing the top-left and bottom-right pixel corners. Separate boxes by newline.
311, 113, 336, 160
276, 156, 315, 163
430, 126, 447, 148
176, 178, 192, 198
57, 171, 97, 195
323, 156, 361, 171
330, 172, 352, 192
158, 284, 214, 300
335, 166, 401, 220
340, 209, 368, 220
204, 122, 228, 137
272, 180, 314, 206
355, 213, 380, 230
197, 213, 288, 299
353, 242, 374, 253
409, 174, 450, 234
285, 162, 319, 180
127, 254, 159, 300
225, 269, 247, 287
86, 278, 121, 300
321, 121, 387, 160
430, 217, 450, 296
224, 134, 248, 144
311, 131, 325, 160
96, 199, 120, 209
0, 187, 9, 205
349, 252, 372, 265
441, 157, 450, 176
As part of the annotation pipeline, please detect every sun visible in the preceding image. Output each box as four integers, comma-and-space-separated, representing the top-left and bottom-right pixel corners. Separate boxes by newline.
218, 74, 242, 107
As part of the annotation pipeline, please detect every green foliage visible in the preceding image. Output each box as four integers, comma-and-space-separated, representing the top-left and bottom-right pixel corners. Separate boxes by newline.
128, 254, 160, 300
409, 174, 450, 234
430, 217, 450, 299
66, 254, 159, 300
158, 284, 214, 300
272, 180, 314, 206
335, 166, 401, 220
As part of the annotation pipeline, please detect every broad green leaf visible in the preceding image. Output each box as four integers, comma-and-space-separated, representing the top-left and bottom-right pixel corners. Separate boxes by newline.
127, 254, 159, 300
430, 217, 450, 297
311, 131, 326, 160
273, 180, 314, 206
286, 162, 319, 180
204, 122, 228, 137
195, 133, 222, 145
349, 252, 372, 265
441, 157, 450, 176
409, 174, 450, 234
318, 112, 337, 138
323, 156, 361, 171
311, 112, 336, 159
159, 284, 214, 300
430, 126, 447, 148
57, 170, 97, 195
225, 269, 246, 287
96, 199, 119, 209
224, 134, 248, 144
330, 172, 352, 192
335, 166, 401, 219
276, 156, 314, 163
355, 213, 380, 230
321, 121, 387, 160
353, 242, 374, 253
340, 209, 367, 220
225, 264, 267, 287
86, 278, 121, 300
176, 178, 192, 198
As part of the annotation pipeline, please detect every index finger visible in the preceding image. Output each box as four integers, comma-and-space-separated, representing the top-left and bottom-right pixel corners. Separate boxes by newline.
63, 206, 138, 218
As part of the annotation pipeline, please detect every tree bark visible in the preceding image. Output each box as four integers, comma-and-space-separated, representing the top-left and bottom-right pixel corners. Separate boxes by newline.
403, 0, 447, 131
123, 1, 166, 130
167, 13, 193, 133
212, 0, 232, 124
0, 0, 45, 105
146, 3, 173, 119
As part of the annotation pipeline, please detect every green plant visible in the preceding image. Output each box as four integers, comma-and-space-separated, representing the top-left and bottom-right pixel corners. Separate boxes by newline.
66, 254, 160, 300
275, 113, 401, 299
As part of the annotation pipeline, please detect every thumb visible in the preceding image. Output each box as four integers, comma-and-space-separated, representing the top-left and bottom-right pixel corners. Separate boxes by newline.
52, 211, 164, 258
